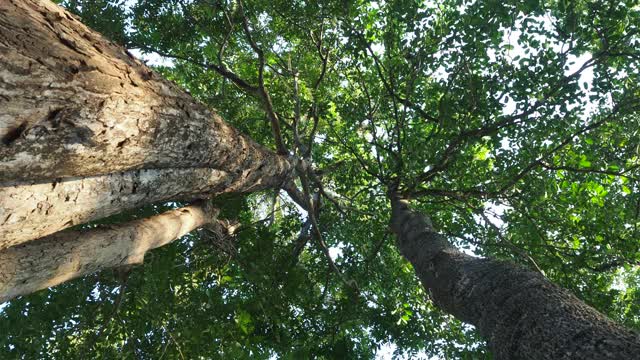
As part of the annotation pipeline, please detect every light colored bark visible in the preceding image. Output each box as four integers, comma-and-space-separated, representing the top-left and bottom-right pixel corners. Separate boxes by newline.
390, 195, 640, 359
0, 202, 217, 303
0, 0, 294, 248
0, 164, 291, 250
0, 168, 229, 250
0, 0, 282, 181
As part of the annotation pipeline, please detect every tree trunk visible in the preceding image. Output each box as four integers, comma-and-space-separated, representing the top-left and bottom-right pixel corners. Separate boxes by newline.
0, 165, 292, 250
389, 196, 640, 359
5, 1, 638, 357
0, 201, 218, 303
0, 0, 293, 248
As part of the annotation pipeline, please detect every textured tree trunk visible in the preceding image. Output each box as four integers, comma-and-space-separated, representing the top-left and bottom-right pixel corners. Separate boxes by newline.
389, 196, 640, 359
0, 0, 293, 248
0, 166, 291, 250
0, 201, 218, 303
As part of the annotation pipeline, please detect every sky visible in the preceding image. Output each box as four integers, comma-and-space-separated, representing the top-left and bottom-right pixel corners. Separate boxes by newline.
1, 2, 632, 358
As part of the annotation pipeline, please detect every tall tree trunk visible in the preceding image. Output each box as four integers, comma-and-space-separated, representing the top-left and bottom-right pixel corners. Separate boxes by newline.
0, 166, 291, 250
0, 201, 218, 303
389, 195, 640, 359
0, 0, 293, 248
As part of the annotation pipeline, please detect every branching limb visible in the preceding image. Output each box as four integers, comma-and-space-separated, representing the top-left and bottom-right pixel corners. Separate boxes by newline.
410, 54, 603, 188
238, 0, 288, 154
539, 162, 639, 182
298, 162, 359, 292
132, 45, 260, 95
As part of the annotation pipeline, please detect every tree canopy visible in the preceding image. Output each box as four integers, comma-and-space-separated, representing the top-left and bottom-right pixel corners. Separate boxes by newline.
1, 0, 639, 358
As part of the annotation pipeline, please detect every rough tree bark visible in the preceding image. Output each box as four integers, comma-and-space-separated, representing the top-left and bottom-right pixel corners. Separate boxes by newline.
3, 1, 639, 358
0, 201, 219, 303
0, 0, 293, 249
389, 195, 640, 359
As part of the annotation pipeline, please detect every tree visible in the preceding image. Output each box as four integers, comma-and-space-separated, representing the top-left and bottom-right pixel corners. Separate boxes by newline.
390, 194, 640, 358
0, 0, 293, 250
1, 0, 640, 358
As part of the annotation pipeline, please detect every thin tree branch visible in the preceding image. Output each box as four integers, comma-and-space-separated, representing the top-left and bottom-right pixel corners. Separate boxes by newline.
539, 162, 639, 182
411, 55, 602, 188
238, 0, 288, 154
298, 162, 358, 292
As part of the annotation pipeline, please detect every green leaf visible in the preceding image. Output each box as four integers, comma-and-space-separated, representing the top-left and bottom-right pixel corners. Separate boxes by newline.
579, 156, 592, 168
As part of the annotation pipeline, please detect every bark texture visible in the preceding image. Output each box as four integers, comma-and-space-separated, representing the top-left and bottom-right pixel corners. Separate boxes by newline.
0, 0, 293, 248
0, 0, 282, 180
390, 196, 640, 360
0, 165, 290, 250
0, 202, 217, 303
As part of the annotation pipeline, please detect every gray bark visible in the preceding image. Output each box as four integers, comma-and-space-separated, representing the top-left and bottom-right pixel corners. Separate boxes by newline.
390, 196, 640, 359
0, 201, 217, 303
0, 0, 293, 248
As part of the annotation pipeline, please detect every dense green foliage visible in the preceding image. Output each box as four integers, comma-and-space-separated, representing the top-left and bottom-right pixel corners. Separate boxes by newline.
2, 0, 640, 358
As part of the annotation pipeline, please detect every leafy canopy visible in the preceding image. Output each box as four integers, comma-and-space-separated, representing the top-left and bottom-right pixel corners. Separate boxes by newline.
2, 0, 640, 358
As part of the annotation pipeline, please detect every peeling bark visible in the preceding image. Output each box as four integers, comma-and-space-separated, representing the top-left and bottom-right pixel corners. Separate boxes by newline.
389, 196, 640, 359
0, 202, 218, 303
0, 0, 294, 248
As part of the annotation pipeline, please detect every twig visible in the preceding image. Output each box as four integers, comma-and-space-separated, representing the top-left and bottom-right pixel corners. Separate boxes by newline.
298, 163, 358, 292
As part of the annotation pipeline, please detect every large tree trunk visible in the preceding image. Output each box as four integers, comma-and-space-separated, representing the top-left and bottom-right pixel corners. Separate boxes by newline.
0, 201, 218, 303
4, 1, 638, 357
389, 195, 640, 359
0, 166, 290, 250
0, 0, 293, 249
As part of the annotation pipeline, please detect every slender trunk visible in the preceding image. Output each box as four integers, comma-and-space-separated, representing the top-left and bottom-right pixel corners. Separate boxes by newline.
0, 0, 293, 248
390, 196, 640, 359
0, 201, 217, 303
